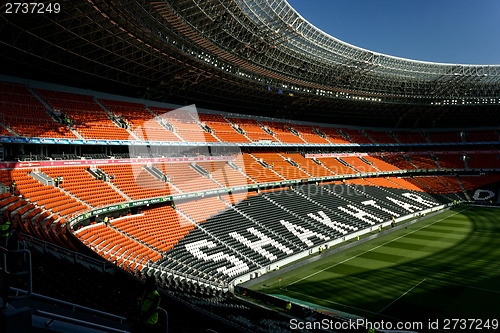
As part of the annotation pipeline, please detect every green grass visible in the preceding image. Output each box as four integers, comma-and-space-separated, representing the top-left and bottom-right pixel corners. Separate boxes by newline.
249, 206, 500, 331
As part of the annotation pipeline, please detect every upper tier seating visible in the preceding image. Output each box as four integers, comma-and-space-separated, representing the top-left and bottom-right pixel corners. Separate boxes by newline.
0, 82, 75, 138
465, 130, 498, 143
228, 118, 277, 142
409, 155, 440, 169
394, 131, 427, 144
341, 129, 373, 144
192, 113, 249, 143
318, 127, 351, 144
258, 121, 305, 144
150, 107, 220, 143
435, 154, 466, 169
292, 125, 330, 144
364, 130, 398, 144
99, 99, 180, 142
428, 131, 462, 143
1, 81, 498, 148
36, 89, 130, 140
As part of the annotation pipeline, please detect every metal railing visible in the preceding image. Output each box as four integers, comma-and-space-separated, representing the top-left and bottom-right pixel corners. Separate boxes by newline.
19, 234, 115, 273
1, 244, 32, 308
11, 287, 126, 325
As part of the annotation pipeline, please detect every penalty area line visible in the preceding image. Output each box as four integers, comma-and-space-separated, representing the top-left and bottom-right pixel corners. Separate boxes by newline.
378, 277, 427, 314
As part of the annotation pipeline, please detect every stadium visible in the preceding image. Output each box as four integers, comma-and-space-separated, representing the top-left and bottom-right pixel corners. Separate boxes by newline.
1, 1, 499, 332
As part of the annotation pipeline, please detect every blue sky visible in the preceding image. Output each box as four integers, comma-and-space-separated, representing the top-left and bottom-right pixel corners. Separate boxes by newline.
286, 0, 500, 65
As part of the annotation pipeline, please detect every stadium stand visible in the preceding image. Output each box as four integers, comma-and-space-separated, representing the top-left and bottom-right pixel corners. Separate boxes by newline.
408, 155, 440, 169
76, 222, 162, 272
0, 82, 76, 139
394, 131, 428, 144
160, 162, 221, 192
459, 174, 500, 192
42, 166, 125, 207
319, 127, 352, 144
195, 160, 255, 187
232, 153, 284, 183
251, 152, 310, 180
383, 155, 418, 169
467, 153, 500, 169
363, 156, 401, 171
198, 114, 251, 143
341, 128, 374, 144
435, 154, 466, 169
99, 164, 177, 199
151, 107, 220, 143
341, 156, 379, 173
292, 125, 330, 144
465, 130, 499, 142
258, 121, 305, 144
10, 168, 89, 218
228, 117, 277, 142
283, 153, 334, 177
99, 99, 181, 142
35, 89, 131, 140
428, 131, 462, 143
364, 130, 398, 144
316, 157, 358, 174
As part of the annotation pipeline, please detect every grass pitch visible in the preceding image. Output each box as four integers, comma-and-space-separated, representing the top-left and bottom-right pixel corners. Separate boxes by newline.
249, 206, 500, 331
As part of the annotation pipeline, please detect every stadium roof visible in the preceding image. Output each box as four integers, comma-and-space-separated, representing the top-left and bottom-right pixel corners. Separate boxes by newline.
1, 0, 499, 128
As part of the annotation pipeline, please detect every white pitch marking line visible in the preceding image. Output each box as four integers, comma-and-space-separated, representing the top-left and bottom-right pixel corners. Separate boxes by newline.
285, 208, 467, 288
378, 277, 427, 314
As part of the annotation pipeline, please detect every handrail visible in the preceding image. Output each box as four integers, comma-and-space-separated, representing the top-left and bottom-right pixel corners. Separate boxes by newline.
158, 307, 168, 333
19, 234, 114, 272
36, 310, 129, 333
1, 245, 32, 308
11, 287, 127, 324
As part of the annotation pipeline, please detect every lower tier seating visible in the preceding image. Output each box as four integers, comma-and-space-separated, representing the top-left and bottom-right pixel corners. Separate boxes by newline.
149, 183, 456, 284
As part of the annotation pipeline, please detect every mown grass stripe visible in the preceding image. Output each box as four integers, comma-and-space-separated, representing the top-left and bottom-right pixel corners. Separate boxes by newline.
285, 208, 468, 288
